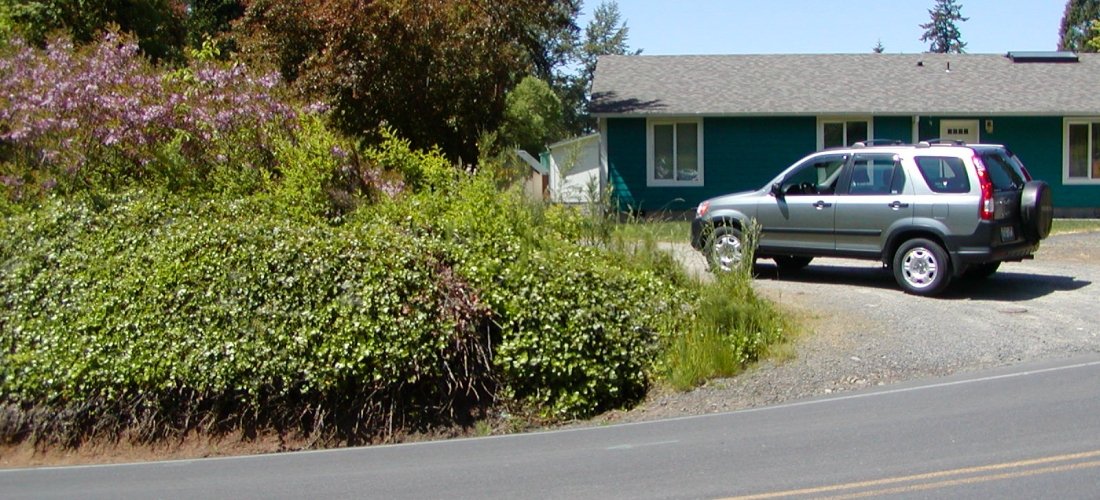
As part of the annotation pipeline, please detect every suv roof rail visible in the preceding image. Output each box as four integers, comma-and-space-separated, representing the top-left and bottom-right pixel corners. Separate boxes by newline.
919, 138, 967, 147
852, 139, 905, 148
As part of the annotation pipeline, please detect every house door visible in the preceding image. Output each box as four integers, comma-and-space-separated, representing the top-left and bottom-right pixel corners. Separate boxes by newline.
939, 119, 979, 144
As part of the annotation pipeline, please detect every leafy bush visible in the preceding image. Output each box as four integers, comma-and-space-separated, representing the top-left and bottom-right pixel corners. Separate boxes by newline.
368, 174, 688, 419
364, 127, 453, 194
0, 39, 784, 444
0, 192, 495, 445
489, 245, 682, 418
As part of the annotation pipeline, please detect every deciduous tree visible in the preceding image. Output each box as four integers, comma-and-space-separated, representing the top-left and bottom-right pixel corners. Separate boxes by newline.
1059, 0, 1100, 52
6, 0, 188, 61
500, 75, 565, 155
235, 0, 578, 162
182, 0, 245, 51
1089, 20, 1100, 51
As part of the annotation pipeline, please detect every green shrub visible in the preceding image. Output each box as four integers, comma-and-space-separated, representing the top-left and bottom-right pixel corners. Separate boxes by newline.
365, 127, 454, 194
0, 120, 787, 448
373, 173, 689, 419
489, 245, 683, 418
0, 192, 494, 445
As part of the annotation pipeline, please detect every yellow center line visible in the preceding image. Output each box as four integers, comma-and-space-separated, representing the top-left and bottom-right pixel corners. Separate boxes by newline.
822, 460, 1100, 500
723, 449, 1100, 500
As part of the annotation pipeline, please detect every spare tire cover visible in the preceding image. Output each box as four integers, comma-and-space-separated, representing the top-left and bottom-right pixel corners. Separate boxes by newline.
1020, 180, 1053, 241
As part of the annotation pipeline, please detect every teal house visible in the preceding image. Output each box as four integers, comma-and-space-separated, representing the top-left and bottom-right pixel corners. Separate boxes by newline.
590, 52, 1100, 216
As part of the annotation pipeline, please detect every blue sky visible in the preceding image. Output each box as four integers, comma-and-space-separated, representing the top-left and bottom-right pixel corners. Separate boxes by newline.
580, 0, 1067, 55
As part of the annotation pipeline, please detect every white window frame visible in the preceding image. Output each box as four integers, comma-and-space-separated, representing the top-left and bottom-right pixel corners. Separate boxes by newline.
1063, 118, 1100, 185
817, 117, 873, 150
646, 118, 704, 187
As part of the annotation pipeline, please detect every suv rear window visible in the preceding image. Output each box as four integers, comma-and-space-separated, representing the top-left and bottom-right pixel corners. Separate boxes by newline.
915, 156, 970, 193
979, 151, 1026, 191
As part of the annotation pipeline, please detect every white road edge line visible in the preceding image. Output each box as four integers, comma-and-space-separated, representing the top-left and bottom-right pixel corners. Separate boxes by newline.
5, 358, 1100, 473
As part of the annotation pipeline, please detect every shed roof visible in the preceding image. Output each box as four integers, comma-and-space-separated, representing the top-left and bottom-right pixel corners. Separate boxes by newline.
589, 53, 1100, 117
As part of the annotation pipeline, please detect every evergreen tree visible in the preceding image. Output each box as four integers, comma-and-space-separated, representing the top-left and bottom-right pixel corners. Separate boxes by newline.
1058, 0, 1100, 52
919, 0, 969, 53
873, 39, 885, 54
558, 0, 641, 134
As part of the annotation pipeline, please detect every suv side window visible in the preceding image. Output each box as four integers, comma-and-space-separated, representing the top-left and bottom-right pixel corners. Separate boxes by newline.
848, 154, 903, 195
781, 154, 846, 195
915, 156, 970, 193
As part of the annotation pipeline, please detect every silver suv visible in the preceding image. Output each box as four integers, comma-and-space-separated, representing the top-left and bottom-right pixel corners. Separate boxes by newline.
690, 142, 1054, 296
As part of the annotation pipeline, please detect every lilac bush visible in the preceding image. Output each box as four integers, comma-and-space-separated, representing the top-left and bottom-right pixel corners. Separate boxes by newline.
0, 31, 301, 200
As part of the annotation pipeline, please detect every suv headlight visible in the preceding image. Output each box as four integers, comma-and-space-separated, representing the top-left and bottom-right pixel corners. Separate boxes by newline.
696, 201, 710, 218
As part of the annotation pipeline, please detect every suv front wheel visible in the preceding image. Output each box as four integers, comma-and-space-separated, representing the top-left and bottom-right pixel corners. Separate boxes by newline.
706, 226, 744, 272
893, 238, 952, 296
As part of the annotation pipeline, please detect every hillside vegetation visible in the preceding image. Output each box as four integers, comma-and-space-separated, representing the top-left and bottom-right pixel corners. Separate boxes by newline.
0, 34, 786, 448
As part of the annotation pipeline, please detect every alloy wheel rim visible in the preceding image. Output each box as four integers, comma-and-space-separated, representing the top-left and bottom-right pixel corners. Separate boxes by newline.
714, 234, 743, 271
902, 248, 938, 288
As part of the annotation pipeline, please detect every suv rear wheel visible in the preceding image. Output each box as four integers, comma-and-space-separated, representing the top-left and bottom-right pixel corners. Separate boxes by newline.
706, 226, 744, 272
893, 238, 952, 296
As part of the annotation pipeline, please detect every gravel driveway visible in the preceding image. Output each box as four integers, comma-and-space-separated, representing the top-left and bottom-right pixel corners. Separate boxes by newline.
595, 231, 1100, 423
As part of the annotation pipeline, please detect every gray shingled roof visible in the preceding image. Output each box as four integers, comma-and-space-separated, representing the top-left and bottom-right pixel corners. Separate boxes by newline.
589, 53, 1100, 116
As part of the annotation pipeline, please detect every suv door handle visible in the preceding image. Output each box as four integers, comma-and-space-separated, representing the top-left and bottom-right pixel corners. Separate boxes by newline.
888, 201, 910, 209
813, 200, 833, 210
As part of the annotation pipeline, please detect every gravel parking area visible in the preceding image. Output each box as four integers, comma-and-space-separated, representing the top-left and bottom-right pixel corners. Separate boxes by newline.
594, 231, 1100, 424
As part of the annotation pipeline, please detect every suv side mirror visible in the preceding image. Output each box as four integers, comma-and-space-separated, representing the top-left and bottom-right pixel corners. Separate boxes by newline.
771, 182, 784, 199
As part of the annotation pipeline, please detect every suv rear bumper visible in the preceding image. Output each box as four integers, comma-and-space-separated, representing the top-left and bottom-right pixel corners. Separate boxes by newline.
944, 222, 1041, 268
949, 242, 1039, 265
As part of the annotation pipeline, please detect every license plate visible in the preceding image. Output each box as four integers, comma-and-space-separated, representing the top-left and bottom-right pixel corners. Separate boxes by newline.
1000, 226, 1015, 242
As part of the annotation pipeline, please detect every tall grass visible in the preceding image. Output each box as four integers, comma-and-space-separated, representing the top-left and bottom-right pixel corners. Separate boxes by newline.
661, 220, 789, 390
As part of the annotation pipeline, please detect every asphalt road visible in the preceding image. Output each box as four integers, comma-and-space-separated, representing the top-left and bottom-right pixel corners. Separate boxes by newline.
5, 356, 1100, 499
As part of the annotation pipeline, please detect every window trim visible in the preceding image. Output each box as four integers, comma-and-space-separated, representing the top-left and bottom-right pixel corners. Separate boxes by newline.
646, 118, 704, 187
817, 117, 874, 150
1063, 118, 1100, 185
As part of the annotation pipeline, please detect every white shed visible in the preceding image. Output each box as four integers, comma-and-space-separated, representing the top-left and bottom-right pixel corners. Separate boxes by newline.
543, 134, 601, 204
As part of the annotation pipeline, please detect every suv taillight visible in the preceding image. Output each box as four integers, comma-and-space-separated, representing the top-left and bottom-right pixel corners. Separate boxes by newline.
973, 155, 994, 221
696, 201, 710, 218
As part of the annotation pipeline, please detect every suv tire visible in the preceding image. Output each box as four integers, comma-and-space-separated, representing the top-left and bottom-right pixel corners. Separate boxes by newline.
893, 238, 952, 296
1020, 180, 1053, 243
706, 226, 744, 272
774, 256, 813, 271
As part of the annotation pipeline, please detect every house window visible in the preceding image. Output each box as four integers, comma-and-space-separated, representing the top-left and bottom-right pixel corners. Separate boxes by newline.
1065, 119, 1100, 183
647, 119, 703, 186
818, 118, 871, 149
939, 119, 980, 144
